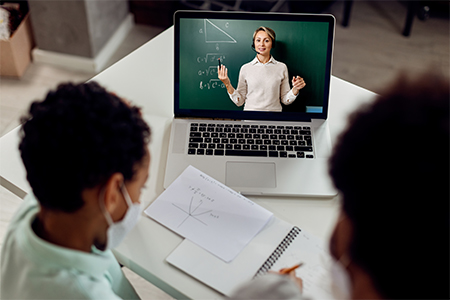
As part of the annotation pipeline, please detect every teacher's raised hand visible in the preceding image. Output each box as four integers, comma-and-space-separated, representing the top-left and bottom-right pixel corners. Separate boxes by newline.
218, 65, 235, 94
292, 76, 306, 96
218, 65, 230, 85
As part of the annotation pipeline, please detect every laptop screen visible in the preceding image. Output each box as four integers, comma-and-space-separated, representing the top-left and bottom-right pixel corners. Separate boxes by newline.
174, 11, 335, 121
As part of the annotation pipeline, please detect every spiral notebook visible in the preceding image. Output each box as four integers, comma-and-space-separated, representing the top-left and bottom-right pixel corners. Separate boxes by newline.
166, 217, 333, 298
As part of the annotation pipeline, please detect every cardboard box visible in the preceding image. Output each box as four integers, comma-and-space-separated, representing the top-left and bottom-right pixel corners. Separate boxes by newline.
0, 14, 34, 77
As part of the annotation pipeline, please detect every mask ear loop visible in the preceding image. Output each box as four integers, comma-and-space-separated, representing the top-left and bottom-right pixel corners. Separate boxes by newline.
120, 183, 134, 207
339, 253, 352, 269
98, 187, 114, 226
335, 213, 352, 269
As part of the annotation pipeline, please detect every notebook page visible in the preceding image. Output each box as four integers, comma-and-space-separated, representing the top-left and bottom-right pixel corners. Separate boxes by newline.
270, 230, 333, 299
145, 165, 273, 262
166, 217, 293, 296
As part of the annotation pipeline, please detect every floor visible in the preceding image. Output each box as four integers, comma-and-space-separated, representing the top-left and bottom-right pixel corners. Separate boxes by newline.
0, 1, 448, 299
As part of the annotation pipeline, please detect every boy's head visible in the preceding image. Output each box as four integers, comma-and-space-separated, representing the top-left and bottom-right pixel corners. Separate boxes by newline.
329, 71, 449, 299
19, 82, 151, 213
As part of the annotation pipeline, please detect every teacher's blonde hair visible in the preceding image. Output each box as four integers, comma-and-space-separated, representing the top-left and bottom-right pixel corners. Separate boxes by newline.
252, 26, 276, 44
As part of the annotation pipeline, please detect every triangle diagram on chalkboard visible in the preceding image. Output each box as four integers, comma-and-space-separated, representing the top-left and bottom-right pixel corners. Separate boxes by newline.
204, 19, 237, 43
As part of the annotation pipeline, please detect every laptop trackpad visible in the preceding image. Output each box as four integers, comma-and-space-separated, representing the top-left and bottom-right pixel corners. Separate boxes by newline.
225, 162, 276, 188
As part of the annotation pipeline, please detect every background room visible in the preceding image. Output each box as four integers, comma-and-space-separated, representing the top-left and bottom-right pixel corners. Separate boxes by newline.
1, 1, 448, 299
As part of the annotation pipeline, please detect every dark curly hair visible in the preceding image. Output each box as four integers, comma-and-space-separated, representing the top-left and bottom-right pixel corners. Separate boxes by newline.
19, 82, 151, 213
329, 72, 449, 299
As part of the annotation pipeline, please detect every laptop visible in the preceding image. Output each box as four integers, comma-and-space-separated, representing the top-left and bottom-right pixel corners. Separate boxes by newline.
164, 10, 337, 197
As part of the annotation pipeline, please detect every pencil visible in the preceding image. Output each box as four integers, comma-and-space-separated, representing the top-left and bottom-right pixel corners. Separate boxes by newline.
279, 263, 303, 275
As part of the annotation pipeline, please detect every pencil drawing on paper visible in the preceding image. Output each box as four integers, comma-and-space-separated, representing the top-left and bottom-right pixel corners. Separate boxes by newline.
173, 196, 213, 228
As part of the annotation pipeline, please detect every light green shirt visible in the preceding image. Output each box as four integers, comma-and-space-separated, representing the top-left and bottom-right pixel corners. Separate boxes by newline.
1, 194, 140, 300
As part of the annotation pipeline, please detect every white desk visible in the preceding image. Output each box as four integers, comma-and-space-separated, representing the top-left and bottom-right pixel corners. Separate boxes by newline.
0, 27, 377, 299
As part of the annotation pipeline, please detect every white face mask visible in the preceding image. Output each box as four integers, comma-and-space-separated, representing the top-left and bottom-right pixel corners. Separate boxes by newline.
99, 184, 141, 250
329, 255, 352, 300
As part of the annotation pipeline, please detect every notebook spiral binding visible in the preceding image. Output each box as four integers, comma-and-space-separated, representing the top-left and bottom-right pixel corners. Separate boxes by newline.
254, 226, 301, 277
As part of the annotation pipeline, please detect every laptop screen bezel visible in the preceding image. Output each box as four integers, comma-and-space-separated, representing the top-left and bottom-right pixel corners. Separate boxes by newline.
174, 10, 335, 122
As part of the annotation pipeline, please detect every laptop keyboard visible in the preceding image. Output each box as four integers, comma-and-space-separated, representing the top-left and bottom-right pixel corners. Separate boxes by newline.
187, 123, 314, 158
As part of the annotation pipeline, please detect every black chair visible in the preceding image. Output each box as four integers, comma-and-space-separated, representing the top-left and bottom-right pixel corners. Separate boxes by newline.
342, 0, 431, 37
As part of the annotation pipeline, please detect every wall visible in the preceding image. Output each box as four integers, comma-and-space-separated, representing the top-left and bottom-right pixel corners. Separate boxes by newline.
28, 0, 128, 58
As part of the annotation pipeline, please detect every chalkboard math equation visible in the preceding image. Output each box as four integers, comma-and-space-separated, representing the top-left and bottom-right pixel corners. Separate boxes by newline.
200, 79, 225, 90
198, 66, 218, 76
197, 53, 226, 64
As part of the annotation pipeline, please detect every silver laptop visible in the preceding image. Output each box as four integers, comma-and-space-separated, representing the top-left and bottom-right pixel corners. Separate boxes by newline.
164, 11, 337, 197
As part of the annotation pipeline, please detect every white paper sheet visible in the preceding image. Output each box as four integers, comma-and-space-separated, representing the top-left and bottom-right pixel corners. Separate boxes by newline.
270, 231, 334, 299
145, 165, 273, 262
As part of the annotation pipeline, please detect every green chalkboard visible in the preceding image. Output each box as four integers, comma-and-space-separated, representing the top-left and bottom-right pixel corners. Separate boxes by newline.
179, 18, 330, 112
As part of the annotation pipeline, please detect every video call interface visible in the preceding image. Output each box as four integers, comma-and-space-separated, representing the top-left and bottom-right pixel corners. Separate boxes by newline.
176, 15, 333, 118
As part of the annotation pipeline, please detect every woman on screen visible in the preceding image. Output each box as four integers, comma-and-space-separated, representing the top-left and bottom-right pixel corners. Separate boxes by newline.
218, 26, 306, 112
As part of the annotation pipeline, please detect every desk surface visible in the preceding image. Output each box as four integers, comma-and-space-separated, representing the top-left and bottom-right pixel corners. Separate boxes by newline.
0, 27, 377, 299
